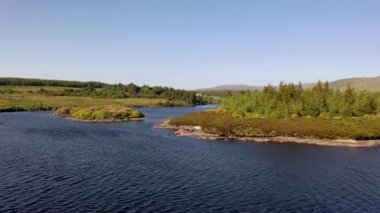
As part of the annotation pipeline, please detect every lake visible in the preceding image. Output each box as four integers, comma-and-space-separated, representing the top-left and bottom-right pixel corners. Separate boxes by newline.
1, 106, 380, 212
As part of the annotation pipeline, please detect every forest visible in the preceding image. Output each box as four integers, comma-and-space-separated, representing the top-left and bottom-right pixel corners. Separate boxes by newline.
221, 82, 379, 118
40, 84, 200, 105
0, 77, 106, 88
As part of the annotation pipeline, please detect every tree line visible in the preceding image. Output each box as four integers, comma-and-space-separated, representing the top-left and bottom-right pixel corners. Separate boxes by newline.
221, 82, 379, 118
50, 83, 200, 105
0, 78, 203, 105
0, 77, 106, 88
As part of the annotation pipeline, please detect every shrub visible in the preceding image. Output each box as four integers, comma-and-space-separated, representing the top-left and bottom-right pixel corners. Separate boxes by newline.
54, 105, 144, 121
130, 110, 144, 118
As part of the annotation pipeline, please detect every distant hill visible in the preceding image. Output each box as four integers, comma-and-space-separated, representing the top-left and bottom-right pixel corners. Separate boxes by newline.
329, 76, 380, 92
196, 76, 380, 95
197, 83, 315, 92
197, 84, 264, 91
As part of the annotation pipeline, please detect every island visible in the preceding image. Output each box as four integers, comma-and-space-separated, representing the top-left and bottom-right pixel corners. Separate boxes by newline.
156, 82, 380, 147
54, 106, 145, 122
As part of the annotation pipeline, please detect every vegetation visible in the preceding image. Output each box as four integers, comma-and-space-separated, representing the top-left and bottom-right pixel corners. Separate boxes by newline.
0, 78, 207, 105
0, 77, 106, 88
169, 110, 380, 140
0, 77, 216, 112
222, 82, 379, 118
55, 105, 144, 121
195, 90, 240, 97
0, 93, 187, 112
169, 82, 380, 141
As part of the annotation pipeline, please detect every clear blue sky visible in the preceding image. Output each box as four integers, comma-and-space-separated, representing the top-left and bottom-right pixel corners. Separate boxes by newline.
1, 0, 379, 89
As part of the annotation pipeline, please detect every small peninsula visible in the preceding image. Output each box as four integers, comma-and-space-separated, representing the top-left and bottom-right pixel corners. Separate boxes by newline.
156, 111, 380, 147
54, 106, 145, 122
157, 82, 380, 147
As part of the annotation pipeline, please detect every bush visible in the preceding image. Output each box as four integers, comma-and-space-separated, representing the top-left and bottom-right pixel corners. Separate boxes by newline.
130, 110, 144, 118
54, 105, 144, 121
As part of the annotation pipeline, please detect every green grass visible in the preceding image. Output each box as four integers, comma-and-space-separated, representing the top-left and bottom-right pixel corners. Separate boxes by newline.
54, 105, 144, 121
169, 110, 380, 140
0, 93, 187, 112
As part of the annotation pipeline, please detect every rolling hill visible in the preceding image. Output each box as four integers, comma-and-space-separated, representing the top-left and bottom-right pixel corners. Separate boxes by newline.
329, 76, 380, 92
197, 84, 263, 91
196, 76, 380, 95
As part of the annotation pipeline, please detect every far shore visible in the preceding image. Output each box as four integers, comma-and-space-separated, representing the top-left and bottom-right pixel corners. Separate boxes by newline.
154, 120, 380, 148
0, 104, 196, 113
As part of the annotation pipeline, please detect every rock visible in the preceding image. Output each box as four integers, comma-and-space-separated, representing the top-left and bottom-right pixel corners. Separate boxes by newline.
193, 126, 202, 131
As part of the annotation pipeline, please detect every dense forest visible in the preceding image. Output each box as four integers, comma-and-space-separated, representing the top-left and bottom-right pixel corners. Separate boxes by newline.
222, 82, 380, 118
0, 77, 107, 88
0, 78, 206, 105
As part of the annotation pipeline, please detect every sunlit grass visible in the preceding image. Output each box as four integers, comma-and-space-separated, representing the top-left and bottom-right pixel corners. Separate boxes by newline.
55, 105, 144, 121
0, 93, 187, 112
169, 110, 380, 140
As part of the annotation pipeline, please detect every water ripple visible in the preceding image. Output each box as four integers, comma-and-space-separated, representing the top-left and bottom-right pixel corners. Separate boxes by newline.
1, 108, 380, 212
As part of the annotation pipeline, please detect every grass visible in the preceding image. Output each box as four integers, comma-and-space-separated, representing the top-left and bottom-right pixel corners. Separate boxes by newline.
0, 86, 80, 92
54, 105, 144, 121
0, 93, 187, 112
0, 85, 190, 112
169, 110, 380, 140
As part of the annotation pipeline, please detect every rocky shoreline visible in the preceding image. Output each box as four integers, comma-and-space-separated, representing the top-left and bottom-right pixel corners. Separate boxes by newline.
154, 120, 380, 148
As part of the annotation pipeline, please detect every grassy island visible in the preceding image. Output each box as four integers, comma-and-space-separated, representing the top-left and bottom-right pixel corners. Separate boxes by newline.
54, 106, 145, 122
159, 82, 380, 147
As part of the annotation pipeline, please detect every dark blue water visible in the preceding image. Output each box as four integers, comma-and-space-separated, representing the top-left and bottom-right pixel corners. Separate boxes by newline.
1, 106, 380, 212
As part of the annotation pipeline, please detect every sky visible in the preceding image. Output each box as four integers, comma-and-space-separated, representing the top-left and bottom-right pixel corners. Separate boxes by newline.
0, 0, 379, 89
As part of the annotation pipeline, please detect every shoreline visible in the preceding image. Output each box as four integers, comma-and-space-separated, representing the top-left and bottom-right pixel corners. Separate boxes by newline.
154, 120, 380, 148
